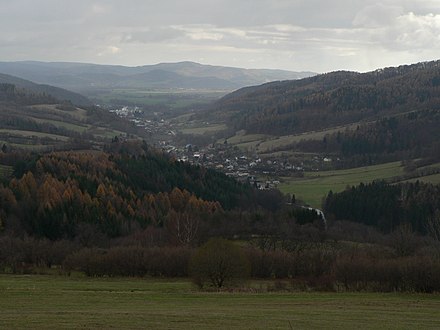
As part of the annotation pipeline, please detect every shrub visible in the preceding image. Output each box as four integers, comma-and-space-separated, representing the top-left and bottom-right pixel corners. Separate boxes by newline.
189, 238, 250, 289
63, 246, 192, 277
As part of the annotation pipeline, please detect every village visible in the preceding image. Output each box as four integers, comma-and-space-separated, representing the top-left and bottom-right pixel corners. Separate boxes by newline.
110, 106, 334, 189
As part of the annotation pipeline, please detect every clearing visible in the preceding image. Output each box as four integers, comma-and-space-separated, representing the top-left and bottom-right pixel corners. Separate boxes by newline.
278, 161, 404, 208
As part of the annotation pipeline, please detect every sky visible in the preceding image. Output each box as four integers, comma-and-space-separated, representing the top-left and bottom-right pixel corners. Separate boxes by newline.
1, 0, 440, 73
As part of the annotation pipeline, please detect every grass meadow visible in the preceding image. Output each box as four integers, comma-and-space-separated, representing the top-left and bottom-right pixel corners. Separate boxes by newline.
0, 275, 439, 329
180, 124, 228, 135
278, 162, 404, 208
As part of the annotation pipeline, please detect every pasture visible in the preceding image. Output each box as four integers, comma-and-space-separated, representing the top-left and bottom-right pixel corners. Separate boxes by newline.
0, 275, 439, 329
279, 161, 404, 208
404, 173, 440, 185
222, 123, 359, 154
180, 123, 228, 135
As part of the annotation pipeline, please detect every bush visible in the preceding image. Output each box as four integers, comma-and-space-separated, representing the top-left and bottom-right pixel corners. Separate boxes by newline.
245, 246, 336, 281
0, 236, 77, 273
189, 238, 250, 289
63, 246, 192, 277
335, 254, 440, 292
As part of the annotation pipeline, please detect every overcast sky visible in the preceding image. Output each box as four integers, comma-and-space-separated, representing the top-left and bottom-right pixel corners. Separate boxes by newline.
1, 0, 440, 73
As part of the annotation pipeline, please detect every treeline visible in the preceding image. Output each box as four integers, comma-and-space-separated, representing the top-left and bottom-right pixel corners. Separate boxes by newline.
212, 60, 440, 135
324, 180, 440, 234
292, 111, 440, 166
2, 229, 440, 293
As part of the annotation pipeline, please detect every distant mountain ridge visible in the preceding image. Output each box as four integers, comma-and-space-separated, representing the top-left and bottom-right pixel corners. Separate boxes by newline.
0, 61, 316, 93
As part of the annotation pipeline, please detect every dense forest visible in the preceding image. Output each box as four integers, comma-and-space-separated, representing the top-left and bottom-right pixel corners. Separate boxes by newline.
0, 140, 277, 241
324, 180, 440, 235
0, 83, 58, 105
212, 61, 440, 136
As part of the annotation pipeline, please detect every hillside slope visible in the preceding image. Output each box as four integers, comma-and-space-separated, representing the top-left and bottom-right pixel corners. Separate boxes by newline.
0, 82, 141, 151
0, 73, 91, 106
213, 60, 440, 135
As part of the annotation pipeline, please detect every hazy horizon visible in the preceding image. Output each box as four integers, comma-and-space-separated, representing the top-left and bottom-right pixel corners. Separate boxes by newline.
1, 1, 440, 73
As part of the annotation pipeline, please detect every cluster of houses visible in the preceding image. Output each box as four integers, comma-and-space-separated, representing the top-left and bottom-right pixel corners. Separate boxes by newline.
159, 142, 305, 190
109, 106, 336, 189
109, 106, 176, 137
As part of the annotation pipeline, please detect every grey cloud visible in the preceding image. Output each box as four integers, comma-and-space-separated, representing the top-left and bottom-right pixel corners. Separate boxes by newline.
1, 0, 440, 72
352, 3, 404, 27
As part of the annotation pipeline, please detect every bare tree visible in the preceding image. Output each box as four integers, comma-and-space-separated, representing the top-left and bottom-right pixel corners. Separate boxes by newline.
166, 211, 199, 245
426, 211, 440, 245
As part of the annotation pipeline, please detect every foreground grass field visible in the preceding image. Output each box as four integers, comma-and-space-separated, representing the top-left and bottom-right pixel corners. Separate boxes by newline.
279, 162, 404, 208
0, 275, 439, 329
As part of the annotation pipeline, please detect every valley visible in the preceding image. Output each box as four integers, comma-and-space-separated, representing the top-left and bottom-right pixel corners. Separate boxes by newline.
3, 1, 440, 328
2, 60, 440, 300
100, 62, 440, 208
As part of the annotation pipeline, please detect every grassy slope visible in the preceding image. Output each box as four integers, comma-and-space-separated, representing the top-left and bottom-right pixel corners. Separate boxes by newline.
0, 275, 439, 329
180, 124, 227, 135
279, 162, 404, 208
404, 173, 440, 185
219, 123, 358, 153
0, 103, 135, 149
0, 129, 70, 141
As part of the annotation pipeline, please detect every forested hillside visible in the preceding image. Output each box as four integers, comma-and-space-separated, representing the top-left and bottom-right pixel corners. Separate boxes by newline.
0, 141, 275, 241
324, 180, 440, 234
293, 110, 440, 166
213, 60, 440, 135
0, 73, 91, 106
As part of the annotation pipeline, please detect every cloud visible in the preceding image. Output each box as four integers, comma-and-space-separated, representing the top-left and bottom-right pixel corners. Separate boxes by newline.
1, 0, 440, 72
392, 12, 440, 49
97, 46, 121, 57
353, 3, 404, 28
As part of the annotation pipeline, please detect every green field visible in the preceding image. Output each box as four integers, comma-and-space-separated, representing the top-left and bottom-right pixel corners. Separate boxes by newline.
28, 104, 88, 121
0, 129, 70, 141
32, 117, 91, 133
279, 161, 404, 208
180, 123, 227, 135
404, 173, 440, 185
220, 124, 358, 154
0, 275, 439, 329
